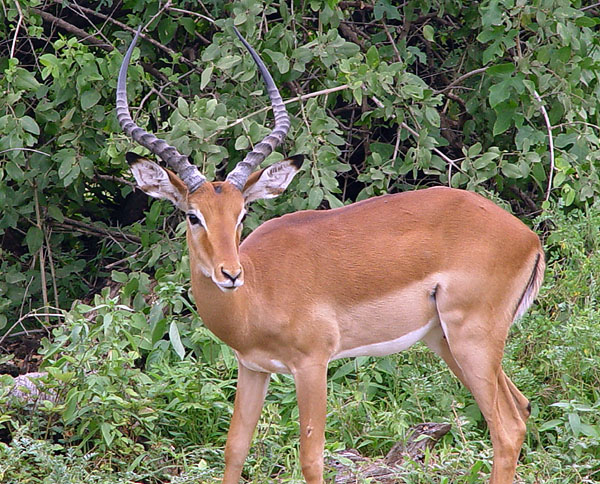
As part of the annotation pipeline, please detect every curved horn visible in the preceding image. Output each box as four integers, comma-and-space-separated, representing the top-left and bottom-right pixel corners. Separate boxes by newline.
225, 27, 291, 191
116, 27, 206, 193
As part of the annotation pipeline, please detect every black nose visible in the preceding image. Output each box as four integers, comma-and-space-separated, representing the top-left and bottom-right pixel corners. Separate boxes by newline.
221, 268, 242, 283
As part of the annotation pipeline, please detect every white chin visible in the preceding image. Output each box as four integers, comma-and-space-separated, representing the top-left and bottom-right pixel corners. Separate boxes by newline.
217, 285, 238, 293
214, 281, 244, 293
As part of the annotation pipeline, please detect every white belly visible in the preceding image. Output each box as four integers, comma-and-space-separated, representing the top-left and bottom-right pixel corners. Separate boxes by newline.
236, 352, 291, 374
331, 318, 436, 360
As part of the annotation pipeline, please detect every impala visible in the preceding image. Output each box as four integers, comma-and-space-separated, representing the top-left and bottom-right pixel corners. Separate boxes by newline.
116, 26, 544, 484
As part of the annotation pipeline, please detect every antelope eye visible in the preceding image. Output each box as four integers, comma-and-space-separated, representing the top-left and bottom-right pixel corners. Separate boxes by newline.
188, 214, 201, 226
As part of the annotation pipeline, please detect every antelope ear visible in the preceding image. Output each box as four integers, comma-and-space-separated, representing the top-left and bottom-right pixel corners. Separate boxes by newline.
126, 152, 188, 211
242, 155, 304, 204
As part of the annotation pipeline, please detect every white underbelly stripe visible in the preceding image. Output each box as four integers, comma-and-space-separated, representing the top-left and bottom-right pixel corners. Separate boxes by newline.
332, 319, 436, 360
237, 355, 290, 374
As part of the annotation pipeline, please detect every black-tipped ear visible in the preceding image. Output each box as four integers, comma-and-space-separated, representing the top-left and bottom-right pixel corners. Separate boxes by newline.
126, 152, 145, 165
287, 154, 304, 170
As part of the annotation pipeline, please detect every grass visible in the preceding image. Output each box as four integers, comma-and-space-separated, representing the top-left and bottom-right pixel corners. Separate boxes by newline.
1, 204, 599, 483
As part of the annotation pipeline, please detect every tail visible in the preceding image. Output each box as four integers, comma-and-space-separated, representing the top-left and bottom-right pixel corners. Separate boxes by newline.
513, 251, 545, 321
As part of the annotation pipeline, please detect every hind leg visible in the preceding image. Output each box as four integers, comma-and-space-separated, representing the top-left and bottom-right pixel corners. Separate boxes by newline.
423, 325, 531, 424
501, 369, 531, 423
423, 319, 529, 484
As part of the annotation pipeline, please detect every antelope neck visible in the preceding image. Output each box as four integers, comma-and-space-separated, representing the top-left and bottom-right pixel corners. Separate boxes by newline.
190, 255, 254, 350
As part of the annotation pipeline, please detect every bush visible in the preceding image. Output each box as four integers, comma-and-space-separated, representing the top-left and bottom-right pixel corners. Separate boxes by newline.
1, 0, 599, 332
1, 1, 599, 482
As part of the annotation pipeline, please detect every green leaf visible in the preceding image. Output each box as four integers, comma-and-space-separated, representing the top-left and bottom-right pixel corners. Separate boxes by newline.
177, 98, 189, 117
39, 53, 59, 68
501, 162, 522, 179
366, 46, 380, 68
80, 89, 101, 110
374, 0, 403, 21
26, 226, 43, 253
111, 271, 128, 283
482, 41, 504, 64
158, 18, 177, 46
488, 80, 511, 108
264, 50, 290, 74
423, 25, 434, 42
337, 42, 360, 57
473, 151, 500, 169
62, 165, 80, 187
14, 68, 41, 91
169, 321, 186, 360
424, 107, 440, 127
568, 412, 582, 437
562, 185, 575, 206
481, 0, 503, 28
308, 186, 323, 208
234, 12, 247, 25
486, 62, 515, 77
151, 318, 167, 345
20, 116, 40, 135
180, 17, 196, 34
331, 360, 356, 380
493, 102, 516, 136
5, 162, 24, 182
352, 86, 362, 105
538, 419, 562, 432
100, 422, 114, 447
47, 205, 64, 223
234, 135, 249, 150
188, 120, 204, 138
58, 156, 74, 179
201, 65, 213, 90
79, 156, 94, 178
468, 142, 483, 157
575, 16, 598, 28
63, 389, 80, 423
553, 171, 566, 188
202, 43, 221, 62
325, 192, 344, 208
217, 55, 241, 71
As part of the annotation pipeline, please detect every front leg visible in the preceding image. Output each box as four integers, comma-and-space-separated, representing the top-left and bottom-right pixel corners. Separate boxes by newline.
222, 362, 270, 484
293, 362, 329, 484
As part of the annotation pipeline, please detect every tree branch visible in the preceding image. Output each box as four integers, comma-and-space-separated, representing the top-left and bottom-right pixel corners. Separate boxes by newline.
61, 1, 200, 70
206, 84, 352, 141
533, 90, 555, 203
437, 66, 489, 93
51, 217, 142, 245
32, 8, 112, 52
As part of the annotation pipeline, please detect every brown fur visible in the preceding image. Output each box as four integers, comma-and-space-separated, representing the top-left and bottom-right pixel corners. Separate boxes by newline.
132, 163, 544, 484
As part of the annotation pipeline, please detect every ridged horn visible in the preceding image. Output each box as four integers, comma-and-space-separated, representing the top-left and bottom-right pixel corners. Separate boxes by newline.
116, 26, 206, 193
225, 26, 291, 191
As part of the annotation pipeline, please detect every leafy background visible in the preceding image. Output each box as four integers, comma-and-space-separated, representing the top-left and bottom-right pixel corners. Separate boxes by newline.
0, 0, 599, 483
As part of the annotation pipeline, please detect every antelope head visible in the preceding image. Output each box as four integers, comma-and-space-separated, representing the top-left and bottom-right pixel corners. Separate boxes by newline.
116, 27, 303, 292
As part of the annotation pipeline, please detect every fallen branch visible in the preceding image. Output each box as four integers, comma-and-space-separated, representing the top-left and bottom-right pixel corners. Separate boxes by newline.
328, 422, 451, 483
8, 372, 58, 404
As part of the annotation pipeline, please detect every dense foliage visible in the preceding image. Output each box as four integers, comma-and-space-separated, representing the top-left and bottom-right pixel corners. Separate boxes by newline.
0, 0, 599, 482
